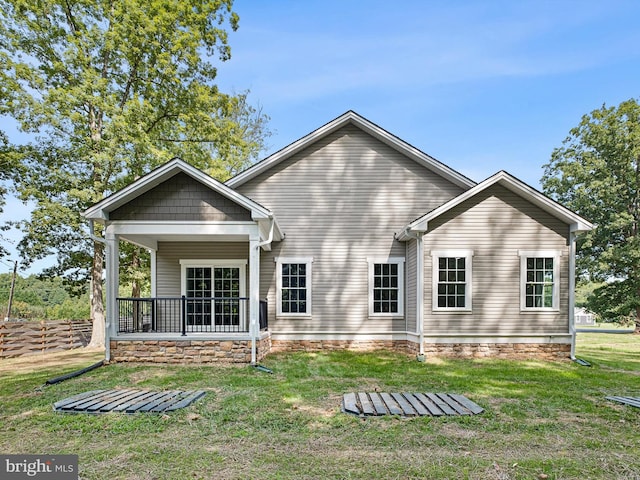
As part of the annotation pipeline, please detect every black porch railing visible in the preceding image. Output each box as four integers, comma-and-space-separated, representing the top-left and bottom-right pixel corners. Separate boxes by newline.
117, 297, 268, 335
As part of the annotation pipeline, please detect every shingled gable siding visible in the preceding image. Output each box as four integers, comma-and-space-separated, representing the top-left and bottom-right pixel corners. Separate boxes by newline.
156, 242, 250, 297
110, 172, 252, 222
236, 124, 465, 335
423, 184, 570, 336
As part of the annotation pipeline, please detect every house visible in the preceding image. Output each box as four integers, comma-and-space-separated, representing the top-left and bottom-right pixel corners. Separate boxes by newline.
83, 111, 593, 364
574, 307, 596, 326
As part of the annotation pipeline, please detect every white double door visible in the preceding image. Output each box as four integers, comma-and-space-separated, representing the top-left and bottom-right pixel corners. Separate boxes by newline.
184, 261, 247, 330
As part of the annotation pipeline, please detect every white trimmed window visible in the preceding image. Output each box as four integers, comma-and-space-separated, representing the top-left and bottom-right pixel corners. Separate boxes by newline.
368, 257, 404, 316
276, 257, 312, 317
179, 260, 247, 329
519, 251, 560, 311
432, 250, 473, 311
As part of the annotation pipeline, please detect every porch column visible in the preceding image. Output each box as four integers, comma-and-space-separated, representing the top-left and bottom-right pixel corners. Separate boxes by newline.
249, 235, 260, 364
150, 249, 157, 298
105, 227, 119, 361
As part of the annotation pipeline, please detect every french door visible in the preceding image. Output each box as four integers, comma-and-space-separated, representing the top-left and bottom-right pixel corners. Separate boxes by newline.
183, 261, 246, 331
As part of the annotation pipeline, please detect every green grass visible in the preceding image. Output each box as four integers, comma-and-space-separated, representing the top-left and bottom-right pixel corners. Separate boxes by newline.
1, 335, 639, 479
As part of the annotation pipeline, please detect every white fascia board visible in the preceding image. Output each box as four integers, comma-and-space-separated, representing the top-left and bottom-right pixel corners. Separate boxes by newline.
267, 331, 571, 344
84, 158, 273, 221
107, 221, 259, 237
227, 111, 476, 190
398, 170, 593, 238
113, 333, 252, 341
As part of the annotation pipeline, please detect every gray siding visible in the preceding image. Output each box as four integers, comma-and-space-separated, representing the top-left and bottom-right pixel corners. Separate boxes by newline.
423, 184, 570, 335
111, 172, 252, 222
156, 242, 249, 297
237, 124, 465, 334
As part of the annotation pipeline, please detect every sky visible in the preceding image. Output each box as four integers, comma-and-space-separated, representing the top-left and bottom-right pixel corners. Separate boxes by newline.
2, 0, 640, 274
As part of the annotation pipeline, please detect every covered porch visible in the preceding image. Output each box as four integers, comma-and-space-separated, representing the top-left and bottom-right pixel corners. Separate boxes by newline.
83, 159, 283, 364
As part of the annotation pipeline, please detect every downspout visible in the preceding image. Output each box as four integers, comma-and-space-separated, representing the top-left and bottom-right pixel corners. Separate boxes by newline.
568, 230, 577, 360
414, 231, 425, 359
89, 220, 110, 362
251, 216, 275, 365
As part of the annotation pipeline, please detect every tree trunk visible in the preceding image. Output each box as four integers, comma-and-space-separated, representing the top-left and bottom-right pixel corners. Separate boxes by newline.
131, 247, 141, 297
88, 241, 105, 347
131, 248, 143, 331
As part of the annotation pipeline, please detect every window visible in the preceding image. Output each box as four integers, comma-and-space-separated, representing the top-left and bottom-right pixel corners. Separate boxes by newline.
368, 258, 404, 316
180, 260, 247, 330
276, 257, 312, 316
519, 251, 560, 310
432, 250, 473, 311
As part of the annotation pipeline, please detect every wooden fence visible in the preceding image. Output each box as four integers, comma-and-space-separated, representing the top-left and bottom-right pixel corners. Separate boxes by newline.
0, 320, 93, 359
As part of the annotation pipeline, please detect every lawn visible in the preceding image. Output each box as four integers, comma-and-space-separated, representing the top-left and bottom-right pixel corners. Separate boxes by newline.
0, 334, 638, 480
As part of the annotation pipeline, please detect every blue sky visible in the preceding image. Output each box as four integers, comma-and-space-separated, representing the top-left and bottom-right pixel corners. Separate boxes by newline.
2, 0, 640, 274
216, 0, 640, 185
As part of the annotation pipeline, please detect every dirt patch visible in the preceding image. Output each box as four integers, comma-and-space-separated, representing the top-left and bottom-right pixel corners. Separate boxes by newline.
0, 347, 104, 376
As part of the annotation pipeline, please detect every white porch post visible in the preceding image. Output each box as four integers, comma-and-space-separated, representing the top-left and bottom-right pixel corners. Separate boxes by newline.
105, 226, 119, 361
249, 234, 261, 364
150, 249, 157, 298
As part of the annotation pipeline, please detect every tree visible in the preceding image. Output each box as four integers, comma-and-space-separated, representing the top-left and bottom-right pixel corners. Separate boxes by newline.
0, 131, 19, 259
542, 98, 640, 333
0, 0, 271, 345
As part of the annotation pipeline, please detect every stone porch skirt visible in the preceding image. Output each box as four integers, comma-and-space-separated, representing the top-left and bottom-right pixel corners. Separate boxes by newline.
109, 334, 271, 364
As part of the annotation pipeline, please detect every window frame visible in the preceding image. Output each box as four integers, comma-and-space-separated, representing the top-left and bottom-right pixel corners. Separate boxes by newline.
275, 257, 313, 317
431, 250, 473, 313
519, 250, 561, 312
178, 259, 248, 329
179, 259, 247, 298
367, 257, 405, 317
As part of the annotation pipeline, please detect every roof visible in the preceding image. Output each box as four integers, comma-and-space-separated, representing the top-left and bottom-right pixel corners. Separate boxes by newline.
226, 110, 476, 190
83, 158, 279, 229
396, 170, 594, 241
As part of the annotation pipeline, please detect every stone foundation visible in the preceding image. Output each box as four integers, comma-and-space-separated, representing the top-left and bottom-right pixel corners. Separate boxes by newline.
270, 339, 412, 354
109, 336, 271, 364
421, 342, 571, 360
109, 336, 570, 363
271, 339, 570, 360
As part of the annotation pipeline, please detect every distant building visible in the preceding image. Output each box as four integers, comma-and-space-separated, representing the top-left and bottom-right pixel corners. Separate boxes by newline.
575, 307, 596, 326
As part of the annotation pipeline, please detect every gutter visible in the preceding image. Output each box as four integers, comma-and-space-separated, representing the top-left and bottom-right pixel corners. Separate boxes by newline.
258, 215, 276, 248
252, 215, 277, 365
89, 220, 110, 363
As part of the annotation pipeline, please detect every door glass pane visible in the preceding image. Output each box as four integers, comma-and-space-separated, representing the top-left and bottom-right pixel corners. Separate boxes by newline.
186, 267, 212, 327
214, 267, 240, 326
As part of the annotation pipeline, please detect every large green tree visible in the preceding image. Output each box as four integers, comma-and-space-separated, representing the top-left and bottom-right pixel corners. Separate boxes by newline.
0, 0, 270, 345
542, 98, 640, 333
0, 132, 14, 258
